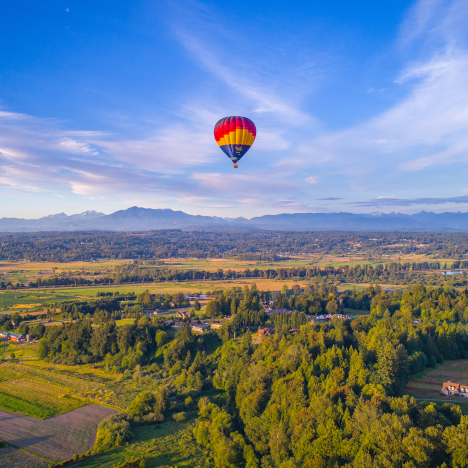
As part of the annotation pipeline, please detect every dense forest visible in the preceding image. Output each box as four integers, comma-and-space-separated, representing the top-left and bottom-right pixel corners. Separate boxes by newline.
2, 230, 468, 261
16, 282, 468, 467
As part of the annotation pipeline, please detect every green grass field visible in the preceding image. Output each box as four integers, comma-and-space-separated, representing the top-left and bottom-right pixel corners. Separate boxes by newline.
0, 391, 70, 419
0, 363, 87, 418
0, 359, 141, 417
0, 291, 75, 310
406, 382, 442, 391
38, 277, 313, 299
76, 414, 209, 468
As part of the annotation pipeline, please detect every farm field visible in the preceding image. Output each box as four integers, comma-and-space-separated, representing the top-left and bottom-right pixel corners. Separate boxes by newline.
0, 447, 49, 468
403, 360, 468, 413
0, 357, 141, 414
410, 359, 468, 384
0, 345, 215, 467
0, 362, 87, 418
2, 278, 312, 311
0, 405, 117, 461
0, 253, 452, 273
22, 278, 314, 302
0, 252, 460, 314
0, 290, 74, 310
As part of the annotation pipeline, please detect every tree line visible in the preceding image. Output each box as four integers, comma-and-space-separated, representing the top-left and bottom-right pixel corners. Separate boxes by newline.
3, 230, 468, 262
5, 259, 468, 292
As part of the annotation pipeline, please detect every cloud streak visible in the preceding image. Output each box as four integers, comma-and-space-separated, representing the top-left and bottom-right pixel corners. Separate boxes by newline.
348, 195, 468, 207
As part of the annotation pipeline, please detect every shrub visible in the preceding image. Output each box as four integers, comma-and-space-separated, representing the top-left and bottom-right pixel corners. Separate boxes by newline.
31, 323, 45, 339
143, 412, 164, 424
173, 412, 187, 422
38, 338, 50, 358
127, 391, 155, 417
95, 414, 133, 450
185, 396, 193, 406
156, 330, 168, 347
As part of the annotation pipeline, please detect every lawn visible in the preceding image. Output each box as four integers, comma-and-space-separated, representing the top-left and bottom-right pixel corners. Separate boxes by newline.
406, 381, 442, 391
343, 307, 370, 317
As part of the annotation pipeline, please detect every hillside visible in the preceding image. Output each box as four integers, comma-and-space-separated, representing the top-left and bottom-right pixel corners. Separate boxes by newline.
4, 208, 468, 232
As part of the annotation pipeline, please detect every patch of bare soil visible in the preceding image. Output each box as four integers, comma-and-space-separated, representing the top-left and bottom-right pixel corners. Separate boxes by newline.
0, 447, 49, 468
0, 405, 117, 461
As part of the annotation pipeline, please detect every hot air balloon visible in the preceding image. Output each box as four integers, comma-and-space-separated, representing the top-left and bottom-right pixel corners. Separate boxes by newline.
214, 116, 256, 168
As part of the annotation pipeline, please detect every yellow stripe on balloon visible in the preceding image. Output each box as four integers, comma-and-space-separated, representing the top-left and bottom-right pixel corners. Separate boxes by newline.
236, 129, 242, 145
235, 128, 241, 145
241, 129, 250, 145
229, 130, 236, 145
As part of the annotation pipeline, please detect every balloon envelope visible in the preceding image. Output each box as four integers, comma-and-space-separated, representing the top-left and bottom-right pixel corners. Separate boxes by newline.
214, 116, 256, 167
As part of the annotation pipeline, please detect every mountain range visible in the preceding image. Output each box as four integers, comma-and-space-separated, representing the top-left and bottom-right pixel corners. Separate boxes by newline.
3, 207, 468, 232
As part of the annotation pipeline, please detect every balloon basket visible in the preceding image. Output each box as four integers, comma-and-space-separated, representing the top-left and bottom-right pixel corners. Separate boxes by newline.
233, 164, 238, 168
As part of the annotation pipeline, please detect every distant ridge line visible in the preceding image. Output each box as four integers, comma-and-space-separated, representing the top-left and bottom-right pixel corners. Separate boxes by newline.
3, 207, 468, 232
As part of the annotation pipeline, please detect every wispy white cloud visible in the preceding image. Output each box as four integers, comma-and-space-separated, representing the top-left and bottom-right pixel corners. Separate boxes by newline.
298, 35, 468, 177
176, 32, 312, 123
170, 1, 320, 127
349, 195, 468, 207
305, 176, 318, 184
0, 109, 203, 199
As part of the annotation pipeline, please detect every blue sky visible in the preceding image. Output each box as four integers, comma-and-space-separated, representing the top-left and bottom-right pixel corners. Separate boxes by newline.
2, 0, 468, 218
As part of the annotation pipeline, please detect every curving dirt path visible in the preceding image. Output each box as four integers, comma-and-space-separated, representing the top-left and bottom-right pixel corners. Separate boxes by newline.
0, 405, 118, 461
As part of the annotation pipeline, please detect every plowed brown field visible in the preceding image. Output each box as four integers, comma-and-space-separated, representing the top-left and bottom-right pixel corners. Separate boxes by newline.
0, 405, 117, 461
0, 447, 49, 468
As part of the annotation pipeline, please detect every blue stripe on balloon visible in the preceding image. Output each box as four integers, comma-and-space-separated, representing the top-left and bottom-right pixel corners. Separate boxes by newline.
219, 144, 251, 162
